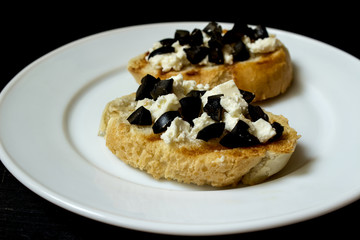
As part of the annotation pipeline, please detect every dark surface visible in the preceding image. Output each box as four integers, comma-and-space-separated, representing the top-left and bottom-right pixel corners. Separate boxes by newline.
1, 5, 359, 239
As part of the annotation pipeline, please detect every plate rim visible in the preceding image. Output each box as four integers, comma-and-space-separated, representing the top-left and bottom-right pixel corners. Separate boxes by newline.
1, 22, 360, 236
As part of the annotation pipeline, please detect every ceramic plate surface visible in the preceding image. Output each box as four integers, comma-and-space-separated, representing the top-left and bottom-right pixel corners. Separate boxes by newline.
1, 22, 360, 235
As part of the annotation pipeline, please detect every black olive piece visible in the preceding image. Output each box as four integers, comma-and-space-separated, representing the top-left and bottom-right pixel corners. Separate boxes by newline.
179, 96, 202, 124
269, 122, 284, 141
248, 104, 269, 122
184, 46, 209, 64
150, 78, 174, 100
220, 119, 260, 148
136, 74, 160, 100
203, 21, 222, 37
175, 30, 190, 45
232, 22, 255, 40
220, 131, 260, 148
253, 25, 269, 40
233, 40, 250, 62
203, 94, 224, 121
230, 119, 250, 134
189, 28, 203, 46
223, 29, 243, 44
208, 34, 224, 48
239, 89, 255, 103
186, 90, 206, 98
152, 111, 180, 134
148, 46, 175, 59
127, 106, 152, 125
208, 47, 224, 64
196, 122, 225, 142
159, 38, 176, 47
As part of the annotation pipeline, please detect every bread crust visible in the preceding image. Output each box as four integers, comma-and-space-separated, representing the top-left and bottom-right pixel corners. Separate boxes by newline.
100, 93, 299, 187
127, 46, 293, 102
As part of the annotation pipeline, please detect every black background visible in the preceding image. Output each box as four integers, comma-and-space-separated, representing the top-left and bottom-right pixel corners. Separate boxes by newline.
1, 3, 359, 239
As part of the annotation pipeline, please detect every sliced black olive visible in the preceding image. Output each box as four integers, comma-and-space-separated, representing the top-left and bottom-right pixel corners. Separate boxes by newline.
148, 46, 175, 59
208, 47, 224, 64
233, 40, 250, 62
150, 78, 174, 100
220, 119, 260, 148
189, 28, 203, 46
230, 119, 250, 134
179, 96, 202, 124
220, 131, 260, 148
269, 122, 284, 141
184, 46, 209, 64
203, 21, 222, 37
203, 94, 224, 121
248, 104, 269, 122
186, 90, 206, 98
253, 25, 269, 40
231, 22, 255, 40
239, 89, 255, 103
127, 106, 152, 125
152, 111, 180, 134
196, 122, 225, 142
223, 29, 243, 44
136, 74, 160, 100
159, 38, 176, 47
175, 30, 190, 45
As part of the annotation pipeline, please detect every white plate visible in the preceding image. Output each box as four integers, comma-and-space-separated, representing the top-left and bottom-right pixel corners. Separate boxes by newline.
1, 22, 360, 236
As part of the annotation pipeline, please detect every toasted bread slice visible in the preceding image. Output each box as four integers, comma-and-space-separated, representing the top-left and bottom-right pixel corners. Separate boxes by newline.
128, 45, 292, 102
99, 93, 299, 187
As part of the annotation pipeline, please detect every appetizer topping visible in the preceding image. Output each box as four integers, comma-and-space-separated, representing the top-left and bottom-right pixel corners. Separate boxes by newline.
146, 22, 282, 72
152, 111, 180, 134
128, 74, 283, 147
196, 122, 225, 142
220, 120, 260, 148
179, 96, 202, 125
127, 106, 152, 125
150, 78, 174, 100
203, 94, 224, 122
136, 74, 160, 100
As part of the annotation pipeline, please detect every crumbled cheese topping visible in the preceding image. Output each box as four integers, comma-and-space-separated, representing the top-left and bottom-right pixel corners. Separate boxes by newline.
242, 34, 282, 54
135, 74, 276, 144
146, 29, 281, 72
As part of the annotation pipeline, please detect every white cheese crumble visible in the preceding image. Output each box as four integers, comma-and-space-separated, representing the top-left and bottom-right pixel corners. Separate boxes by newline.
249, 118, 276, 143
136, 93, 180, 121
146, 29, 281, 72
242, 34, 282, 54
134, 74, 277, 144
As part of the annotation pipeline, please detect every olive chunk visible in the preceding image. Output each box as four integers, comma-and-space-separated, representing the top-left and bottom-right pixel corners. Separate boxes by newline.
184, 46, 209, 64
270, 122, 284, 141
203, 94, 224, 121
150, 78, 174, 100
152, 111, 180, 134
159, 38, 176, 47
220, 131, 259, 148
175, 30, 190, 45
148, 46, 175, 59
239, 89, 255, 103
232, 40, 250, 62
135, 74, 160, 100
196, 122, 225, 142
180, 96, 202, 124
189, 28, 203, 46
254, 25, 269, 40
203, 21, 222, 37
220, 119, 260, 148
248, 104, 269, 122
127, 106, 152, 125
186, 90, 206, 98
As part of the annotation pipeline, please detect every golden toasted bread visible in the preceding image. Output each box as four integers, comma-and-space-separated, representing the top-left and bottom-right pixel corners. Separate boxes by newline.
99, 93, 299, 187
